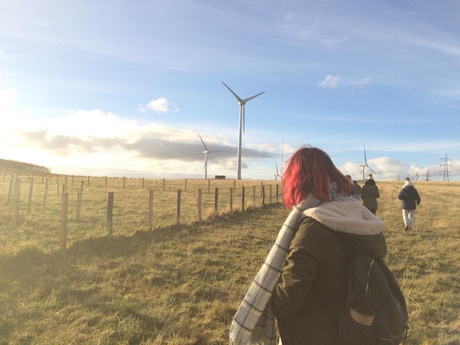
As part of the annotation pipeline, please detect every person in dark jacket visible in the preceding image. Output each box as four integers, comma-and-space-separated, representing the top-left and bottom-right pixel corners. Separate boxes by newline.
361, 177, 380, 214
398, 178, 421, 231
351, 180, 362, 201
271, 146, 387, 345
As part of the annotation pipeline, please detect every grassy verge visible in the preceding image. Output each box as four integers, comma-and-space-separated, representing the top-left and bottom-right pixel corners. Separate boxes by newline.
0, 181, 459, 344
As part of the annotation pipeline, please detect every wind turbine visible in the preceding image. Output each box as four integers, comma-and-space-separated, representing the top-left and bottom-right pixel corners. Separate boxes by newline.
274, 141, 284, 181
274, 161, 282, 180
199, 134, 210, 180
222, 81, 265, 180
359, 145, 375, 180
198, 134, 217, 180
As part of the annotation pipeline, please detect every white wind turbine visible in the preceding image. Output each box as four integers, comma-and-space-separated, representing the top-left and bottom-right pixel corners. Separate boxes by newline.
359, 145, 375, 180
222, 81, 265, 180
198, 134, 220, 180
274, 161, 282, 180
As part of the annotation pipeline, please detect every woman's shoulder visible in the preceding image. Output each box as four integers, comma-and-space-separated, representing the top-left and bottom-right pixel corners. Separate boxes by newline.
298, 216, 339, 239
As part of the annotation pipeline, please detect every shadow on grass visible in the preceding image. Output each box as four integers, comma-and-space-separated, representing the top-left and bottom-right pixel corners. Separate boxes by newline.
0, 203, 285, 274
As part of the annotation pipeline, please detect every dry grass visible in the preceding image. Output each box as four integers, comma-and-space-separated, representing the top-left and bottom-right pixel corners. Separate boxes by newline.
378, 181, 460, 345
0, 177, 459, 344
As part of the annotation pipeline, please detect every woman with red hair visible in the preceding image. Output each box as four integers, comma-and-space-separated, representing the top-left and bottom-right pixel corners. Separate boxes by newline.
282, 146, 352, 208
270, 146, 387, 345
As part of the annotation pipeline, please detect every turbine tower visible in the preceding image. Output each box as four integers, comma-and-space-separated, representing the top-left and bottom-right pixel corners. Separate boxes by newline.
222, 81, 264, 180
359, 145, 375, 180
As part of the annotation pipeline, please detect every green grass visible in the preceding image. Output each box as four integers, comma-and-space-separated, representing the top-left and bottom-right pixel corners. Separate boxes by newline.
0, 178, 459, 344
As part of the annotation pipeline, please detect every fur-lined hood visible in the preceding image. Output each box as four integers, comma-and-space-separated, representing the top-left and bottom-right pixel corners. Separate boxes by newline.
303, 197, 383, 235
303, 197, 387, 258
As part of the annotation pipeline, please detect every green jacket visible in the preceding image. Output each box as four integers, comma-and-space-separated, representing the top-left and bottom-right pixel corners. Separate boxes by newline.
361, 182, 380, 211
271, 200, 386, 345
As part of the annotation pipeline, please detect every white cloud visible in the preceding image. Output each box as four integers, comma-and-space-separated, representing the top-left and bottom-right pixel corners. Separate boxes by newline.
0, 89, 17, 108
340, 157, 426, 181
139, 97, 178, 114
2, 110, 275, 178
318, 75, 341, 89
351, 77, 372, 87
317, 75, 372, 91
47, 109, 138, 140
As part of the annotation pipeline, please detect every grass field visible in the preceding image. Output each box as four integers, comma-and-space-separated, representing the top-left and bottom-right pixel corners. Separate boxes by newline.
0, 177, 459, 344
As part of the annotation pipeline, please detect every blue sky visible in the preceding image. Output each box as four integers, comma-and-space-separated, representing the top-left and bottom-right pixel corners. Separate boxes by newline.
1, 0, 459, 181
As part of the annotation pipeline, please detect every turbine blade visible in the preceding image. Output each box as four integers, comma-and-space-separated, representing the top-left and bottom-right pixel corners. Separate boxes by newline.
203, 154, 208, 171
364, 145, 367, 163
243, 91, 265, 103
222, 81, 243, 102
198, 134, 208, 151
366, 164, 376, 174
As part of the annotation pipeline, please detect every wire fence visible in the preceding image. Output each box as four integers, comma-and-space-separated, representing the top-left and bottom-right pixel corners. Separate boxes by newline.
1, 174, 283, 253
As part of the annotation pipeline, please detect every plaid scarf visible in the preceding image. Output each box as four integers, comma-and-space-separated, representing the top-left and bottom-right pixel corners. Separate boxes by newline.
229, 194, 323, 345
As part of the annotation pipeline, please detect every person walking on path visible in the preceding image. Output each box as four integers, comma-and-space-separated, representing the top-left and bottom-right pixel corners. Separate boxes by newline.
361, 176, 380, 214
229, 146, 386, 345
398, 178, 421, 231
351, 180, 362, 201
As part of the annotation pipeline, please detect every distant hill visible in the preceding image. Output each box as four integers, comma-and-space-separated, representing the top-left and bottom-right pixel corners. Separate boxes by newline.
0, 158, 50, 175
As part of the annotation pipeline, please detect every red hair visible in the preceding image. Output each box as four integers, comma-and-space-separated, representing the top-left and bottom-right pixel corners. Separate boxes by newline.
282, 146, 351, 208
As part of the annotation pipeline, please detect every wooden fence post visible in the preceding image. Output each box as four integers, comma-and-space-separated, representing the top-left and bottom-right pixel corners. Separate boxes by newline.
60, 192, 69, 253
107, 192, 114, 235
176, 189, 181, 224
76, 181, 84, 220
241, 186, 245, 211
214, 187, 219, 212
42, 177, 49, 209
184, 179, 187, 192
276, 185, 279, 202
14, 178, 21, 225
148, 190, 154, 231
105, 176, 108, 187
262, 185, 266, 206
197, 188, 202, 221
87, 176, 90, 186
27, 178, 33, 214
207, 179, 211, 194
162, 178, 166, 191
123, 177, 126, 188
269, 185, 273, 204
229, 187, 233, 212
7, 175, 15, 204
252, 185, 256, 205
142, 178, 145, 189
